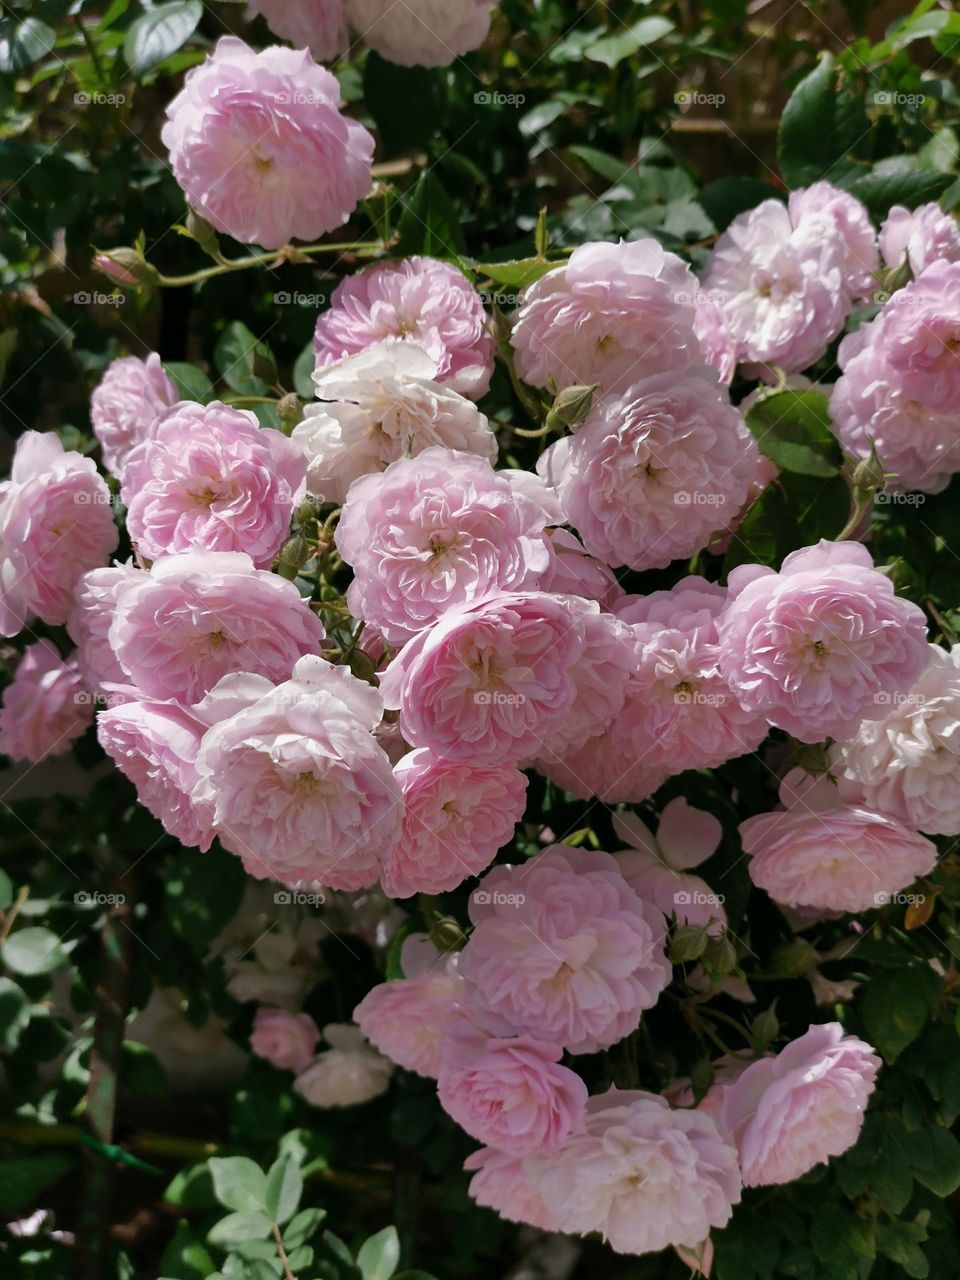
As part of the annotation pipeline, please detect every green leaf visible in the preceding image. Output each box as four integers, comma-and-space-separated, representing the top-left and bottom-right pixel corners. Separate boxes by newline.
778, 54, 868, 187
207, 1212, 274, 1246
0, 977, 30, 1052
847, 166, 953, 218
0, 1154, 73, 1214
164, 361, 215, 404
469, 257, 558, 289
0, 867, 14, 910
0, 18, 56, 74
164, 845, 247, 953
723, 470, 849, 574
121, 1040, 168, 1098
2, 926, 68, 976
158, 1221, 216, 1280
214, 322, 275, 397
164, 1162, 217, 1210
699, 177, 784, 231
124, 0, 202, 79
811, 1206, 875, 1263
357, 1226, 400, 1280
209, 1157, 269, 1214
264, 1155, 302, 1226
396, 172, 465, 258
282, 1207, 325, 1250
861, 966, 931, 1062
745, 390, 842, 477
583, 16, 673, 67
362, 53, 440, 156
292, 342, 315, 400
899, 1124, 960, 1196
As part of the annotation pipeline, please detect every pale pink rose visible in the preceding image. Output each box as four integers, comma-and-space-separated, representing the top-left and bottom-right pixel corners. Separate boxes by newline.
314, 258, 494, 396
296, 341, 495, 503
379, 592, 632, 764
250, 1007, 319, 1072
90, 354, 178, 480
788, 181, 879, 304
0, 641, 92, 763
335, 448, 551, 645
192, 657, 401, 889
536, 528, 624, 609
345, 0, 496, 67
460, 847, 670, 1055
122, 401, 305, 568
532, 1088, 741, 1255
161, 37, 373, 249
694, 290, 737, 384
875, 260, 960, 411
702, 1022, 879, 1185
702, 199, 849, 371
718, 541, 930, 743
740, 777, 937, 914
67, 564, 141, 689
293, 1024, 392, 1107
463, 1146, 559, 1232
437, 1013, 588, 1155
97, 695, 214, 850
511, 239, 702, 395
614, 799, 727, 933
536, 577, 768, 801
354, 965, 464, 1078
0, 432, 118, 636
108, 551, 325, 703
834, 644, 960, 836
247, 0, 348, 61
879, 202, 960, 276
537, 371, 759, 571
381, 749, 527, 897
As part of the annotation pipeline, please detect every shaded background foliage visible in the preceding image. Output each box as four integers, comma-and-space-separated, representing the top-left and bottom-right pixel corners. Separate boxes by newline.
2, 1, 960, 1278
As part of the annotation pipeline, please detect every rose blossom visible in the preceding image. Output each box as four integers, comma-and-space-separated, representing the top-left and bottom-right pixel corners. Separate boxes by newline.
537, 371, 759, 571
532, 1088, 741, 1255
379, 592, 633, 764
718, 540, 930, 743
293, 1024, 392, 1107
122, 400, 305, 568
701, 1022, 879, 1185
90, 353, 178, 479
437, 1014, 588, 1155
874, 260, 960, 411
250, 1007, 319, 1072
739, 773, 936, 913
464, 1147, 559, 1230
314, 257, 494, 396
380, 749, 528, 897
0, 641, 92, 763
161, 37, 373, 249
108, 551, 325, 703
536, 528, 623, 609
345, 0, 497, 67
459, 847, 670, 1055
694, 289, 738, 384
335, 448, 551, 644
192, 656, 401, 889
97, 695, 214, 850
880, 202, 960, 276
510, 239, 702, 394
834, 644, 960, 836
295, 341, 496, 503
702, 198, 848, 371
354, 967, 464, 1078
247, 0, 348, 61
0, 431, 118, 636
536, 577, 768, 801
67, 564, 141, 689
787, 181, 879, 304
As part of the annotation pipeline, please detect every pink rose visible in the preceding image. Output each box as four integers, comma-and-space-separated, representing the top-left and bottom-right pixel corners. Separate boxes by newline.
702, 1022, 879, 1185
694, 289, 738, 384
879, 202, 960, 276
335, 448, 551, 645
354, 964, 464, 1078
250, 1006, 319, 1072
314, 257, 494, 397
464, 1146, 559, 1231
0, 641, 92, 763
161, 37, 373, 249
293, 1024, 392, 1107
536, 528, 623, 610
381, 749, 528, 898
719, 541, 930, 742
108, 551, 325, 703
122, 400, 305, 568
247, 0, 348, 61
193, 657, 401, 889
532, 1088, 741, 1255
0, 432, 118, 636
67, 564, 141, 690
510, 239, 702, 395
97, 695, 214, 850
345, 0, 497, 68
90, 354, 178, 480
438, 1013, 588, 1154
788, 181, 879, 304
460, 847, 671, 1055
379, 592, 632, 764
874, 260, 960, 411
537, 371, 759, 571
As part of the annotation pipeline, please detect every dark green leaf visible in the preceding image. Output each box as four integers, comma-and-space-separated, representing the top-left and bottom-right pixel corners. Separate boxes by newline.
214, 322, 275, 397
0, 1154, 73, 1214
396, 172, 465, 258
699, 177, 784, 231
778, 54, 868, 187
362, 54, 440, 156
0, 18, 56, 74
861, 966, 931, 1062
0, 977, 30, 1052
745, 390, 842, 477
898, 1124, 960, 1196
124, 0, 202, 79
164, 846, 247, 953
848, 167, 953, 217
164, 361, 215, 404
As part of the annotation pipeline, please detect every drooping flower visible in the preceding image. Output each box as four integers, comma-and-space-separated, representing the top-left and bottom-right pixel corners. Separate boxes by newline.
90, 353, 178, 480
161, 37, 374, 249
293, 1024, 392, 1106
718, 540, 930, 743
313, 258, 494, 396
345, 0, 497, 67
250, 1007, 320, 1073
0, 640, 93, 763
122, 400, 305, 568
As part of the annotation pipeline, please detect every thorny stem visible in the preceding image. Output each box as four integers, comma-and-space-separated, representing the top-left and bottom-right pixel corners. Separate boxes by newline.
156, 240, 385, 287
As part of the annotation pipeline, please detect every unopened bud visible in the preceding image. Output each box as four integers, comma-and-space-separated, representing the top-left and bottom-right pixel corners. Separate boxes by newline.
93, 247, 158, 287
430, 914, 467, 953
294, 498, 319, 529
851, 441, 886, 497
347, 649, 377, 685
752, 1004, 779, 1047
793, 740, 831, 776
547, 383, 598, 430
670, 924, 708, 964
702, 932, 738, 977
277, 393, 304, 434
690, 1057, 715, 1098
770, 939, 816, 977
185, 208, 221, 260
276, 534, 310, 579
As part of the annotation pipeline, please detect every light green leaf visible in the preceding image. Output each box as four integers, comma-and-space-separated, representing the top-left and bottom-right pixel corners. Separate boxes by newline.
2, 926, 68, 976
584, 16, 673, 68
264, 1155, 302, 1226
357, 1226, 400, 1280
207, 1211, 274, 1246
124, 1, 202, 79
209, 1157, 269, 1214
0, 18, 56, 74
164, 361, 214, 404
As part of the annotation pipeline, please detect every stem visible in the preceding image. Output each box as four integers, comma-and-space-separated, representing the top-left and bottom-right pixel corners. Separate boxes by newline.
0, 884, 29, 944
836, 489, 873, 542
509, 421, 555, 439
156, 240, 385, 287
273, 1222, 298, 1280
74, 16, 106, 86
